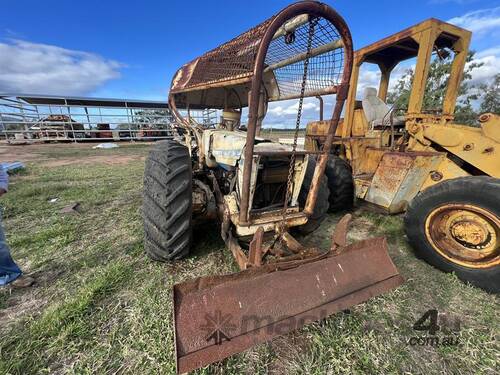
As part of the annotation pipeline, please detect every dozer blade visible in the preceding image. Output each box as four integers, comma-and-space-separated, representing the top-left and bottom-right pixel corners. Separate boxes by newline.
173, 237, 403, 374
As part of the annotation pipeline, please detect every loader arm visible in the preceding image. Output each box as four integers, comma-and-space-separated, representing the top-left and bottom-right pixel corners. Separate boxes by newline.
407, 114, 500, 177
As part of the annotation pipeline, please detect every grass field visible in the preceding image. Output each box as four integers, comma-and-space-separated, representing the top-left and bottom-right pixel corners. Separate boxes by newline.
0, 143, 498, 374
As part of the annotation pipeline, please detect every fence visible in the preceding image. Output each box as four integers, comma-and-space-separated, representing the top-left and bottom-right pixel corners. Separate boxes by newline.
0, 94, 217, 142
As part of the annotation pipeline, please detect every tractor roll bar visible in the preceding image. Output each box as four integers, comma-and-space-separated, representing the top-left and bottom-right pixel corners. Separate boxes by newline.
168, 1, 353, 224
241, 1, 353, 223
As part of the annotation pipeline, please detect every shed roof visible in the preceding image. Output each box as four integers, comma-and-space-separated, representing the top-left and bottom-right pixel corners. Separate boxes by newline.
0, 94, 169, 109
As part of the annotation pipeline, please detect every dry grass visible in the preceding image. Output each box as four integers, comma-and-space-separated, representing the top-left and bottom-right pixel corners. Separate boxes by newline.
0, 143, 498, 374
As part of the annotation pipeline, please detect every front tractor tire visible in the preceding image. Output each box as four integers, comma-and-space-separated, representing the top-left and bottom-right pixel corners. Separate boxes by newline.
404, 177, 500, 293
296, 158, 330, 235
143, 140, 193, 262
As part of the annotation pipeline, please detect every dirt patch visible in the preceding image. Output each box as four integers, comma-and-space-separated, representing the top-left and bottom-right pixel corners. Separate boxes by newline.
0, 144, 44, 163
347, 214, 377, 242
0, 142, 150, 166
0, 266, 65, 335
0, 286, 48, 335
42, 154, 144, 167
302, 209, 377, 249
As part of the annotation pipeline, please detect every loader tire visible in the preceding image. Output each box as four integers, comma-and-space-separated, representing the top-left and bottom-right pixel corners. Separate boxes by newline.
143, 140, 192, 262
404, 177, 500, 293
296, 158, 330, 235
325, 156, 354, 212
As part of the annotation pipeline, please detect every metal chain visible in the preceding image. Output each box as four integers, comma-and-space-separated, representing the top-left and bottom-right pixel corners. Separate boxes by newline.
280, 18, 317, 235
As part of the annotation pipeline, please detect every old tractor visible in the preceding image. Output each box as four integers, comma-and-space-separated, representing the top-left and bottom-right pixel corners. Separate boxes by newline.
305, 18, 499, 292
143, 2, 402, 373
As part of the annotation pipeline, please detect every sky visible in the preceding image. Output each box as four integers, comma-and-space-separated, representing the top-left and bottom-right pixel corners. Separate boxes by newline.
1, 0, 499, 126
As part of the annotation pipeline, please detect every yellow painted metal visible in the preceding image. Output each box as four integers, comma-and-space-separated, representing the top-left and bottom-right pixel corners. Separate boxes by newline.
425, 204, 499, 269
480, 113, 500, 143
306, 119, 344, 138
377, 63, 393, 102
303, 133, 319, 153
305, 18, 475, 142
351, 109, 369, 137
342, 57, 361, 138
350, 141, 384, 175
354, 177, 370, 199
407, 26, 438, 115
410, 122, 500, 176
442, 31, 471, 115
420, 157, 469, 191
304, 119, 345, 152
303, 18, 498, 216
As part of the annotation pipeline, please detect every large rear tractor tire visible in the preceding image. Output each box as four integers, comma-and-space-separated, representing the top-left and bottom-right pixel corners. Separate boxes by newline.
404, 177, 499, 293
296, 158, 330, 235
143, 140, 193, 262
325, 156, 354, 212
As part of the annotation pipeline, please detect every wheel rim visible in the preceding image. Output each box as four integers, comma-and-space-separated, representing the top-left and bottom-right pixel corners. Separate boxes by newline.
425, 204, 500, 269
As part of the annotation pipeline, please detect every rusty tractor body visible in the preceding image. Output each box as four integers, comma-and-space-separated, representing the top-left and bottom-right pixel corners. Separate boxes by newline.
305, 18, 499, 292
143, 2, 403, 373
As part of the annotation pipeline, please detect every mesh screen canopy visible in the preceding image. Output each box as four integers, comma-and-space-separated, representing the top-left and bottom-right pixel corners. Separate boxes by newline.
170, 12, 345, 105
184, 18, 274, 88
265, 17, 344, 99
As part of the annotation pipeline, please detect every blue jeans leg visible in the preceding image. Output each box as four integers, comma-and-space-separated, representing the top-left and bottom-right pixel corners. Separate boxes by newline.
0, 217, 22, 286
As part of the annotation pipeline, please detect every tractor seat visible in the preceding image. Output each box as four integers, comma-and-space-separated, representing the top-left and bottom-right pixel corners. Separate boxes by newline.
362, 87, 405, 128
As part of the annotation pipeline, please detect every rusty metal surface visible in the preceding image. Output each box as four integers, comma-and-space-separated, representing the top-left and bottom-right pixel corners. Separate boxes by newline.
163, 6, 405, 373
331, 213, 352, 251
425, 204, 500, 269
240, 1, 354, 224
170, 4, 345, 102
165, 1, 354, 230
303, 87, 350, 216
248, 227, 264, 267
192, 179, 217, 221
365, 152, 444, 213
354, 19, 466, 66
226, 232, 250, 270
173, 237, 403, 374
366, 153, 414, 211
170, 18, 271, 94
281, 231, 304, 253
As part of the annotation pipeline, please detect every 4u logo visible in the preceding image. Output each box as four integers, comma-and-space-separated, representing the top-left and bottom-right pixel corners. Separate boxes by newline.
413, 309, 461, 335
409, 309, 461, 347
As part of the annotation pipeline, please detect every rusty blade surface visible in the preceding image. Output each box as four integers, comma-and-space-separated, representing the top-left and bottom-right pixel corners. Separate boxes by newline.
173, 237, 403, 374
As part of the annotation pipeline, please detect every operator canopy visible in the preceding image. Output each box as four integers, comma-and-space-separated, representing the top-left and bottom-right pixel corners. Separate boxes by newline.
169, 6, 348, 111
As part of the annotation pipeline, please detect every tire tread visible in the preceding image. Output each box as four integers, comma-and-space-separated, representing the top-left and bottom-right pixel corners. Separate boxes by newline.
143, 140, 192, 262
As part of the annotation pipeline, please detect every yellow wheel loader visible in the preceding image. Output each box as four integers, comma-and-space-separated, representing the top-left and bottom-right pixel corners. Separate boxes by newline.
305, 18, 499, 293
142, 2, 403, 373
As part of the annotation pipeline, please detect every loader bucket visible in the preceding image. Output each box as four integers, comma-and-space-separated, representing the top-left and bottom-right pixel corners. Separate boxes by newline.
173, 237, 403, 373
